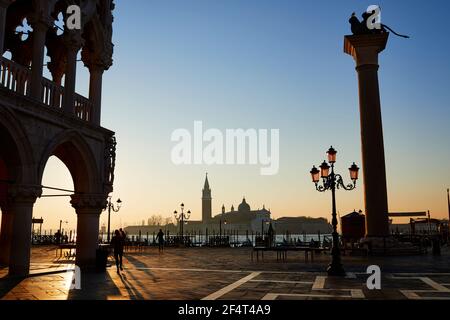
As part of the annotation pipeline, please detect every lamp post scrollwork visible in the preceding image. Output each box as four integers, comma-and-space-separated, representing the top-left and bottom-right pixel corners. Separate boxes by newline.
310, 146, 360, 276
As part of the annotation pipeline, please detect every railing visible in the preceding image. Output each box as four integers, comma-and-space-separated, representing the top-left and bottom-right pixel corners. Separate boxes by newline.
0, 57, 31, 95
1, 57, 94, 123
74, 93, 93, 121
42, 77, 64, 109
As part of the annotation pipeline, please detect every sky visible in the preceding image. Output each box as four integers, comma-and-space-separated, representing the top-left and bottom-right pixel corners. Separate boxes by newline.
28, 0, 450, 232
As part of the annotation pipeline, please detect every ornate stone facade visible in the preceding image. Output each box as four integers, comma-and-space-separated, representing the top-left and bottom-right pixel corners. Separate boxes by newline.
0, 0, 117, 275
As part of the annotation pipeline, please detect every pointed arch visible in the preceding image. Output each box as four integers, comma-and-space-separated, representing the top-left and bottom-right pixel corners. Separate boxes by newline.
0, 104, 36, 187
38, 129, 101, 194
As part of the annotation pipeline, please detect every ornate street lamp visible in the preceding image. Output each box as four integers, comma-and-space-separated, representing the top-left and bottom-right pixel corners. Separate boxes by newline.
310, 146, 359, 276
174, 203, 191, 241
105, 196, 122, 243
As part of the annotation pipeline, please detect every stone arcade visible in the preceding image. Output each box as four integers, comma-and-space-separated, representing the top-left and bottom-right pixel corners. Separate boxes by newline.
0, 0, 116, 276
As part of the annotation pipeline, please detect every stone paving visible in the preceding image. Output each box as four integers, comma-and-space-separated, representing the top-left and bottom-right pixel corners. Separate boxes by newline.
1, 246, 450, 300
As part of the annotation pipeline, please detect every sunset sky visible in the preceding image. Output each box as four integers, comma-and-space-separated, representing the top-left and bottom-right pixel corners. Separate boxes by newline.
31, 0, 450, 232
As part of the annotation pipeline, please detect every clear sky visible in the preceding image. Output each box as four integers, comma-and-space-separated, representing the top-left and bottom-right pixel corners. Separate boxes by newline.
32, 0, 450, 232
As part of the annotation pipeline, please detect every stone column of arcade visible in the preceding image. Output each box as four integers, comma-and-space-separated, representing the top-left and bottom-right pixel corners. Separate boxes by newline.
0, 207, 13, 265
7, 185, 42, 276
88, 64, 104, 125
71, 194, 106, 271
63, 31, 84, 114
29, 17, 51, 100
344, 33, 391, 243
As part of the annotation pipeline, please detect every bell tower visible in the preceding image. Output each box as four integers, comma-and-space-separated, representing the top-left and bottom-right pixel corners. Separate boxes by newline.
202, 173, 212, 223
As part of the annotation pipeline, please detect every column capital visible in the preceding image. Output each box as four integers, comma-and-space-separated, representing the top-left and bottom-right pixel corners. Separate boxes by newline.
64, 31, 85, 53
82, 49, 112, 73
28, 14, 53, 31
71, 194, 108, 212
344, 33, 389, 68
7, 184, 42, 204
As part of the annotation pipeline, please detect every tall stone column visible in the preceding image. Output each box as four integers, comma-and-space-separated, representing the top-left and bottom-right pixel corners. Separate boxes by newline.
71, 194, 107, 271
63, 31, 84, 114
29, 18, 51, 100
7, 185, 41, 276
88, 65, 104, 125
0, 206, 13, 266
344, 33, 390, 238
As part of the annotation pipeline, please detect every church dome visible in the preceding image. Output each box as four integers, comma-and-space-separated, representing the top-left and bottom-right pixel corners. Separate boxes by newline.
238, 198, 251, 212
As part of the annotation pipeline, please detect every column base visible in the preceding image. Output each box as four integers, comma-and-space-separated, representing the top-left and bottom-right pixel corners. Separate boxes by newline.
8, 265, 30, 277
360, 236, 424, 256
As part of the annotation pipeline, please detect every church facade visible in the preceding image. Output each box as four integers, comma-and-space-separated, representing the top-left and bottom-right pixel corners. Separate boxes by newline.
185, 174, 271, 234
127, 174, 332, 236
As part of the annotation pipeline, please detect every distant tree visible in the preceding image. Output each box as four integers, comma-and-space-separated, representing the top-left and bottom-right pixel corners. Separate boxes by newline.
163, 217, 173, 226
148, 214, 164, 226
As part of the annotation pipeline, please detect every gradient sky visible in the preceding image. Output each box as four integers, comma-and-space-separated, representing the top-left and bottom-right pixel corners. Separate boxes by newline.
29, 0, 450, 232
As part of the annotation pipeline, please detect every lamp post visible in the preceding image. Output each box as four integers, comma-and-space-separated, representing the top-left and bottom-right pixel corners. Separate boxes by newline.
310, 146, 360, 276
59, 220, 68, 244
219, 219, 227, 238
447, 188, 450, 232
174, 203, 191, 241
261, 219, 270, 236
106, 196, 122, 243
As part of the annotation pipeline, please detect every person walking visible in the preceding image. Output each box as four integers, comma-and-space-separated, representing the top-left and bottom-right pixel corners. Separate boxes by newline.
157, 229, 165, 253
119, 228, 126, 240
111, 229, 124, 273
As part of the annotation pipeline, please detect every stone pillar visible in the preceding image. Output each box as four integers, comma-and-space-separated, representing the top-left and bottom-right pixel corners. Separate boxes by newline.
344, 33, 390, 238
88, 65, 104, 125
29, 19, 50, 100
0, 206, 13, 265
7, 185, 41, 276
71, 194, 107, 271
63, 31, 83, 114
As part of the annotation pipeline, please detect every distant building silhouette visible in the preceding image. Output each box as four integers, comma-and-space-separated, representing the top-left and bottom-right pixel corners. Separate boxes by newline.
202, 174, 212, 223
125, 174, 332, 235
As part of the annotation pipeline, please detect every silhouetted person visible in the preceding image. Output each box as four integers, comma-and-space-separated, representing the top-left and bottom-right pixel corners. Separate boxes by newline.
55, 231, 62, 244
157, 229, 165, 253
119, 228, 127, 241
111, 230, 124, 273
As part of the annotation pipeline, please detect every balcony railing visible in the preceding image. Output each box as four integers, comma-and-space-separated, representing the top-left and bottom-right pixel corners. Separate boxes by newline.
0, 57, 31, 96
1, 57, 93, 122
42, 77, 64, 109
75, 94, 92, 122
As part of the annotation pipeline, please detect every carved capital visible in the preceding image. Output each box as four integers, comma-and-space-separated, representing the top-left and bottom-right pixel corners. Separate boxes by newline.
8, 185, 42, 204
71, 194, 108, 212
29, 0, 58, 26
344, 33, 389, 67
64, 31, 85, 53
81, 41, 113, 72
28, 10, 53, 31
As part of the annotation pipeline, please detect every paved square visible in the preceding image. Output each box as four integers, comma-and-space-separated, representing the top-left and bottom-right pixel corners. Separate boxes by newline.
1, 246, 450, 300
